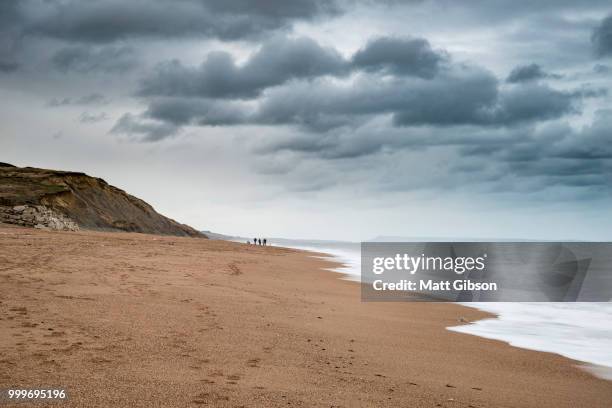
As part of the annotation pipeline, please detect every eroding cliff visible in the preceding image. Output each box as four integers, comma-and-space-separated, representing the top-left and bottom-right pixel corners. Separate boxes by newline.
0, 164, 205, 237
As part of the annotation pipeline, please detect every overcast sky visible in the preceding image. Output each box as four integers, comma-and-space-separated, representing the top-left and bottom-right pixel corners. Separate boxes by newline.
2, 0, 612, 240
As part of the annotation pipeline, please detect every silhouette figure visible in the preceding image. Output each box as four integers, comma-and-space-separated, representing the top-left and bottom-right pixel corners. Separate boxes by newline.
263, 238, 267, 246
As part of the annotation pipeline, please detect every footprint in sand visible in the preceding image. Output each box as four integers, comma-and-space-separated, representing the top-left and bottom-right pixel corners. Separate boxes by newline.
44, 330, 66, 338
209, 370, 224, 377
193, 392, 229, 404
247, 358, 260, 367
91, 356, 113, 363
192, 392, 209, 405
228, 263, 242, 275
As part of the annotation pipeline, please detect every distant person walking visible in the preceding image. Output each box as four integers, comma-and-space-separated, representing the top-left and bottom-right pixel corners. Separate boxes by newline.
263, 238, 267, 246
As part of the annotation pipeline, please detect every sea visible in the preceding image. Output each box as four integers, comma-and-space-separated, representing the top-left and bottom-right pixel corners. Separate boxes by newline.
265, 237, 612, 380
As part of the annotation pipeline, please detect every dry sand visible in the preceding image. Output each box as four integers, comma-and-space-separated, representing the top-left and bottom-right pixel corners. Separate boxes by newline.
0, 225, 611, 407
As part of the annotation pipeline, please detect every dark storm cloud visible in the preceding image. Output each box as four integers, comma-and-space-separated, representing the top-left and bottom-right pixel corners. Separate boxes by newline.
140, 35, 449, 101
484, 84, 577, 124
254, 73, 577, 129
256, 112, 612, 196
592, 14, 612, 57
257, 121, 529, 161
0, 62, 19, 73
126, 50, 583, 142
455, 111, 612, 192
132, 30, 585, 139
0, 0, 343, 74
139, 37, 348, 99
351, 37, 446, 79
144, 98, 249, 126
506, 63, 561, 83
203, 0, 340, 19
240, 89, 611, 197
0, 0, 24, 72
51, 45, 137, 74
27, 0, 342, 43
0, 1, 21, 27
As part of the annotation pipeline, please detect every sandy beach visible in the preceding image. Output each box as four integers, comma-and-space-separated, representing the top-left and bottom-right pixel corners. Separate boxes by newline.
1, 225, 611, 407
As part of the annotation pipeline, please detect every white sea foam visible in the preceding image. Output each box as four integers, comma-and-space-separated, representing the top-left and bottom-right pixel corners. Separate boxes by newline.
448, 303, 612, 380
273, 239, 612, 380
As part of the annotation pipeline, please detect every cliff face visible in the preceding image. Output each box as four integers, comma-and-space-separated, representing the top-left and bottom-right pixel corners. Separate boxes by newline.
0, 164, 206, 237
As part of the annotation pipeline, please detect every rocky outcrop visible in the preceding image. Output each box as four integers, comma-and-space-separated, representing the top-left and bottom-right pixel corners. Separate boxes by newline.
0, 205, 79, 231
0, 164, 206, 237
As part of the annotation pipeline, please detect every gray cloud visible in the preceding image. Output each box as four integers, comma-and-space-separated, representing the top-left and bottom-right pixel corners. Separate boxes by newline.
0, 1, 21, 29
254, 72, 577, 129
254, 111, 612, 198
0, 0, 343, 74
144, 98, 250, 126
51, 45, 137, 74
552, 110, 612, 159
110, 113, 179, 142
0, 0, 24, 72
484, 83, 577, 124
506, 63, 561, 83
139, 35, 449, 101
47, 93, 109, 107
27, 0, 342, 43
257, 120, 527, 162
457, 111, 612, 192
594, 63, 611, 74
127, 40, 583, 141
0, 62, 18, 73
78, 112, 109, 124
351, 37, 446, 79
139, 36, 347, 99
592, 14, 612, 57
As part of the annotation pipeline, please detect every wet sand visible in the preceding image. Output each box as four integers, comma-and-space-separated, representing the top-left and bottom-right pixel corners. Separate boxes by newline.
0, 225, 611, 407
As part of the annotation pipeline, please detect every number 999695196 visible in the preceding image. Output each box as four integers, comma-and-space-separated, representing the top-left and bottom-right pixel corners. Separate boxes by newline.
1, 388, 67, 402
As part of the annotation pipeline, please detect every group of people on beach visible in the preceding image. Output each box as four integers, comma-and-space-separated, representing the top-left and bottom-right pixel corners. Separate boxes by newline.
249, 238, 267, 246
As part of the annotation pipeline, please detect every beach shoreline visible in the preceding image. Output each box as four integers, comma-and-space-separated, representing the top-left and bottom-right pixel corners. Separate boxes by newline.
280, 240, 612, 382
1, 225, 611, 407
